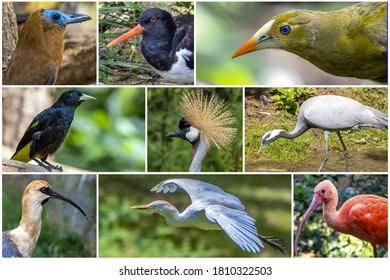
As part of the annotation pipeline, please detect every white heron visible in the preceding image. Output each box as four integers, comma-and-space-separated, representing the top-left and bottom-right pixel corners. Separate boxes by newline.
259, 95, 388, 171
165, 92, 238, 172
131, 178, 284, 254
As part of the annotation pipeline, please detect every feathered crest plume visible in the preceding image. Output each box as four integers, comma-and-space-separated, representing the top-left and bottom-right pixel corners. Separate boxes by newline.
178, 91, 238, 149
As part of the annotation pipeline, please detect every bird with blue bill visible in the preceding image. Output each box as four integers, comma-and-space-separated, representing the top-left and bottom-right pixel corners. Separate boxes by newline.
232, 2, 387, 83
11, 90, 95, 172
2, 180, 87, 258
4, 9, 92, 85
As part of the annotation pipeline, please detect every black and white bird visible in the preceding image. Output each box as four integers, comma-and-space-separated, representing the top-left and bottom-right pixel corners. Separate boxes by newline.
165, 92, 237, 172
259, 95, 388, 171
107, 8, 194, 84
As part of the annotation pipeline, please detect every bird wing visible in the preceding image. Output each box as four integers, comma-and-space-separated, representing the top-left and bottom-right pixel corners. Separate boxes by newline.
11, 108, 56, 162
45, 63, 57, 85
347, 195, 388, 247
2, 232, 23, 258
204, 205, 263, 253
173, 14, 194, 69
151, 179, 245, 210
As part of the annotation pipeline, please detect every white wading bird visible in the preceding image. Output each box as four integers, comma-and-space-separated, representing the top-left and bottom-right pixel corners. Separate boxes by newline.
166, 92, 238, 172
259, 95, 388, 172
131, 178, 284, 254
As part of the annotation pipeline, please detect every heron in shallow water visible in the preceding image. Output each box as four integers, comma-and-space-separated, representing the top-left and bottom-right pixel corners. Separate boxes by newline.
259, 95, 388, 171
131, 178, 284, 254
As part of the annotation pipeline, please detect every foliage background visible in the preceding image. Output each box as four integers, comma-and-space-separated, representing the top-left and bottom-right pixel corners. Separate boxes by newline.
147, 88, 242, 172
294, 174, 388, 258
99, 174, 291, 257
99, 1, 194, 85
2, 174, 96, 257
245, 88, 388, 172
196, 2, 380, 85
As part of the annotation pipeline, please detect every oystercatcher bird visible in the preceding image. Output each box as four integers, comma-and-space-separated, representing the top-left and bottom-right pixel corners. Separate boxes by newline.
107, 8, 194, 84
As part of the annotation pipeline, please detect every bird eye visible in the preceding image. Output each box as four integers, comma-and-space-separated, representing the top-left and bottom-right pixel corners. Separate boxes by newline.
150, 17, 157, 23
280, 25, 291, 35
185, 127, 190, 132
321, 189, 325, 193
52, 13, 61, 21
40, 187, 47, 193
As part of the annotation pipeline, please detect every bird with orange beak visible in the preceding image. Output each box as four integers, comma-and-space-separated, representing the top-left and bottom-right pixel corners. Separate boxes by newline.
4, 9, 91, 85
107, 8, 194, 84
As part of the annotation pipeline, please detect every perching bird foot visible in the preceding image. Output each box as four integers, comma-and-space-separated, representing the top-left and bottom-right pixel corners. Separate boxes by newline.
259, 235, 285, 253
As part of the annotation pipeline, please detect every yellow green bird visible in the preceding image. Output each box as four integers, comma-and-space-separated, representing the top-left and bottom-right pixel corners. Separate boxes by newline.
232, 2, 387, 83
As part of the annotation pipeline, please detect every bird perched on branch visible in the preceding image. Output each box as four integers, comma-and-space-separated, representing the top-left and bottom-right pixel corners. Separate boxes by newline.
2, 180, 87, 257
107, 8, 194, 84
165, 92, 238, 172
132, 179, 284, 254
4, 9, 92, 85
294, 180, 388, 257
11, 90, 95, 172
232, 2, 387, 82
259, 95, 388, 172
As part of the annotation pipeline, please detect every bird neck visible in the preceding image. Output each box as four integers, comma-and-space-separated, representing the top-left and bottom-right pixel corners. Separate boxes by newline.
9, 199, 44, 257
322, 196, 344, 232
277, 122, 308, 140
189, 138, 209, 172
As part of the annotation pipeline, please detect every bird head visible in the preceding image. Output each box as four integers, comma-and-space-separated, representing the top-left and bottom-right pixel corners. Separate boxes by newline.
53, 90, 95, 108
22, 180, 87, 218
107, 8, 174, 47
293, 180, 336, 255
232, 10, 316, 59
165, 118, 200, 145
41, 9, 92, 26
258, 130, 283, 154
131, 200, 177, 214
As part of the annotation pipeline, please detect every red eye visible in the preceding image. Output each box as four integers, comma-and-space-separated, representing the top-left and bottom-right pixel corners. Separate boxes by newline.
150, 17, 156, 23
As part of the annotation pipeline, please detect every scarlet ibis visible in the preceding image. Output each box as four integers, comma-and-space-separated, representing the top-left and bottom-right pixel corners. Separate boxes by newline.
165, 92, 237, 172
11, 90, 95, 172
259, 95, 388, 171
107, 8, 194, 84
294, 179, 388, 257
2, 180, 87, 257
4, 9, 91, 85
131, 178, 284, 253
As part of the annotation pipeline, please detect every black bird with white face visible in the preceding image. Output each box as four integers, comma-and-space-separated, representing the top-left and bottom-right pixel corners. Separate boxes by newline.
107, 8, 194, 83
166, 118, 200, 145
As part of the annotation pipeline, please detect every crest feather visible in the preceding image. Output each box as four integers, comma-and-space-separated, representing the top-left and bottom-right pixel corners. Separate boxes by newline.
178, 92, 238, 149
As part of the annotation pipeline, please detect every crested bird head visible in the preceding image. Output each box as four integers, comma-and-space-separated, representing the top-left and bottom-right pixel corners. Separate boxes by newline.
40, 9, 92, 26
107, 8, 174, 47
22, 180, 87, 218
166, 91, 237, 150
232, 10, 316, 59
53, 90, 95, 108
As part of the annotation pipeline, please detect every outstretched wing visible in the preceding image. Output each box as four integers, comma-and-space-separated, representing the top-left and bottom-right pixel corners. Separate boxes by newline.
205, 205, 263, 253
151, 179, 245, 210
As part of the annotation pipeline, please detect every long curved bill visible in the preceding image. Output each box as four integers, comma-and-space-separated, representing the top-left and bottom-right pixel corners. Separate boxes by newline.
231, 20, 281, 58
107, 24, 145, 47
293, 193, 322, 255
45, 188, 87, 218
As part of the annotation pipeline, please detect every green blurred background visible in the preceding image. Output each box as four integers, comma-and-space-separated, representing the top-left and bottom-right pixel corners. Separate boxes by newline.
99, 174, 291, 257
294, 174, 388, 258
3, 87, 145, 172
2, 174, 96, 257
148, 88, 243, 172
196, 2, 378, 85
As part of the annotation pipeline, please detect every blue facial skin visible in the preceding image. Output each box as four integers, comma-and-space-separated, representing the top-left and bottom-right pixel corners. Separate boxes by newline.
41, 10, 91, 26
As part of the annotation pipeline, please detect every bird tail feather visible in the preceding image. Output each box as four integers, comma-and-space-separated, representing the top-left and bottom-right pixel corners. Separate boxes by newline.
370, 107, 388, 130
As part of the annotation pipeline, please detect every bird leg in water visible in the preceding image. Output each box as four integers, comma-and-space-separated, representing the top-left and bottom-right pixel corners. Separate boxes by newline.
336, 132, 349, 172
318, 131, 331, 172
32, 158, 63, 172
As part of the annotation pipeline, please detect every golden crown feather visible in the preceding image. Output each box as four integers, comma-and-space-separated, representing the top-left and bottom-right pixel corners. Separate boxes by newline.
178, 91, 238, 149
